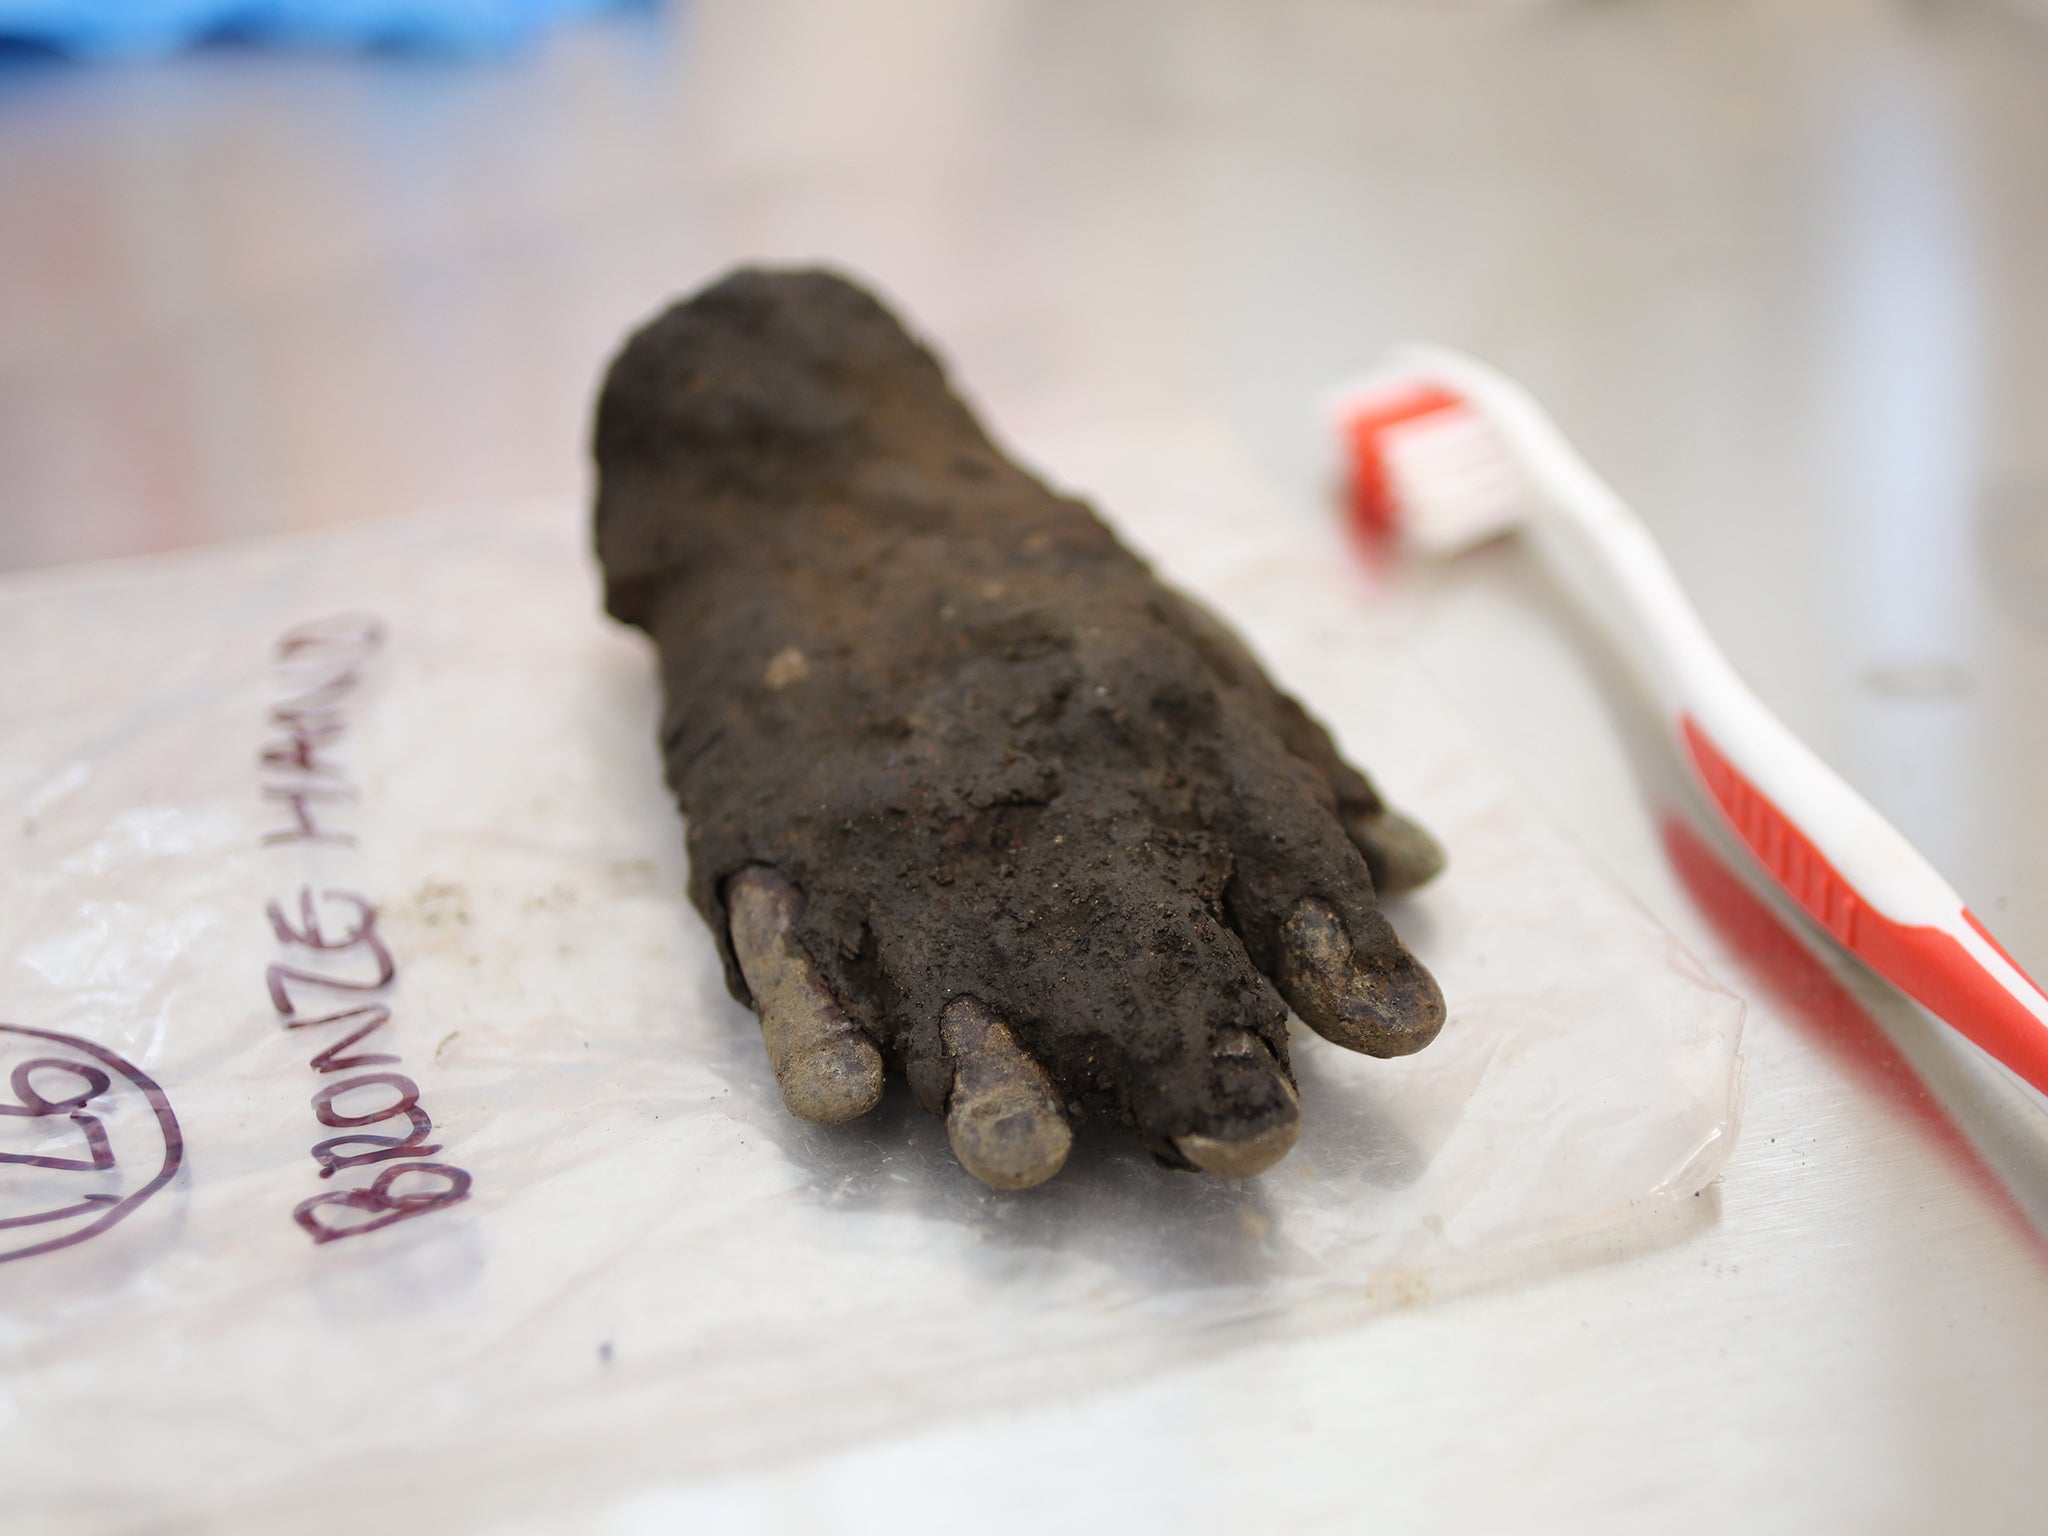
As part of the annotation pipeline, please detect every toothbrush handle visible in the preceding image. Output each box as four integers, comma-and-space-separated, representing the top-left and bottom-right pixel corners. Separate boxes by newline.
1676, 709, 2048, 1096
1411, 344, 2048, 1095
1425, 344, 2048, 1097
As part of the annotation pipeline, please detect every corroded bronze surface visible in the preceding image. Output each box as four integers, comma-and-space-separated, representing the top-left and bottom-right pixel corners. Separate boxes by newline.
594, 267, 1444, 1181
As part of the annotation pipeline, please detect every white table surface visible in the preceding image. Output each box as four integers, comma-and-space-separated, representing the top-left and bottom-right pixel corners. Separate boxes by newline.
4, 2, 2047, 1530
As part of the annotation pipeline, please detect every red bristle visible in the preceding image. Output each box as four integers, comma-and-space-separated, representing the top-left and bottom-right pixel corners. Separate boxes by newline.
1340, 383, 1465, 541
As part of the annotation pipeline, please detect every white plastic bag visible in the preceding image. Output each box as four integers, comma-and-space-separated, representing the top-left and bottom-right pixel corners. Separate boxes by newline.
0, 455, 1741, 1530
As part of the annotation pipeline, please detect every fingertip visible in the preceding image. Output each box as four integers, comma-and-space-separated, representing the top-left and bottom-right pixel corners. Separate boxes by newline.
1168, 1027, 1301, 1179
780, 1034, 886, 1125
1276, 898, 1447, 1058
1344, 806, 1447, 897
939, 998, 1072, 1190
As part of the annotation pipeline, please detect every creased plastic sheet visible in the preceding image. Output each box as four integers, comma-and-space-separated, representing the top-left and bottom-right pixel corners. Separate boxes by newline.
0, 442, 1742, 1532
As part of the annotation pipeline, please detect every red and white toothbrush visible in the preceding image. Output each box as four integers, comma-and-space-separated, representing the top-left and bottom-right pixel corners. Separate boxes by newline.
1331, 345, 2048, 1097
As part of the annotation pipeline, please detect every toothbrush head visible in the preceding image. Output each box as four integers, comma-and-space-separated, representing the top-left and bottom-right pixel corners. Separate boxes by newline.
1326, 358, 1535, 556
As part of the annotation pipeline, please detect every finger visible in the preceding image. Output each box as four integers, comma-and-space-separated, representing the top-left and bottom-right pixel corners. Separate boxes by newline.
939, 998, 1071, 1190
725, 866, 885, 1125
1342, 805, 1446, 897
1275, 897, 1445, 1058
1172, 1027, 1301, 1178
1213, 747, 1445, 1057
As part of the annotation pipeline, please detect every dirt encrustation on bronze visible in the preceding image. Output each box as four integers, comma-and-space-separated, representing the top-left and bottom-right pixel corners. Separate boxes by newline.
594, 266, 1445, 1173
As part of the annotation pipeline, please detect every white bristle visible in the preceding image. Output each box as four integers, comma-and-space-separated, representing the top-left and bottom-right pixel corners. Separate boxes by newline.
1380, 406, 1530, 554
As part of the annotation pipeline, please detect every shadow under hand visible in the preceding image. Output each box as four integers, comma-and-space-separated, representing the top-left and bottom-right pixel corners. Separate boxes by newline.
696, 989, 1435, 1297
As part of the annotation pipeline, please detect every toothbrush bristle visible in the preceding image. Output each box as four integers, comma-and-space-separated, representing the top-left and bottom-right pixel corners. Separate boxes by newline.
1382, 408, 1526, 554
1338, 382, 1464, 539
1338, 379, 1526, 552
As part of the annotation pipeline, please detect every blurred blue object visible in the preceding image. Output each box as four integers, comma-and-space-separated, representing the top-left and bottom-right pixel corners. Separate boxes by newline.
0, 0, 643, 57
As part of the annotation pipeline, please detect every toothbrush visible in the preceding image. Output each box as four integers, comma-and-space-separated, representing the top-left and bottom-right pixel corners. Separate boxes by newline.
1329, 345, 2048, 1099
